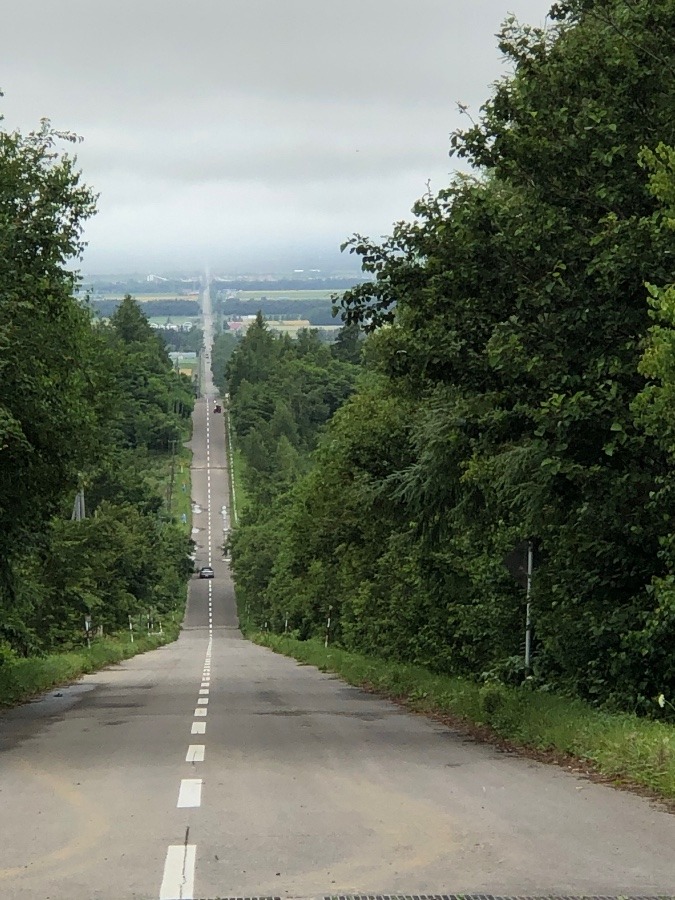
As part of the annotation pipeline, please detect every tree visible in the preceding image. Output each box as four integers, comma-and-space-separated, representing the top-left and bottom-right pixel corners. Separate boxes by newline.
110, 295, 156, 344
285, 1, 675, 707
0, 118, 98, 631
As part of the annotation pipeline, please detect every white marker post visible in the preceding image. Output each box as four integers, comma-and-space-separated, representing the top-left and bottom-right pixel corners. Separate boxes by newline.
325, 605, 332, 648
525, 540, 534, 669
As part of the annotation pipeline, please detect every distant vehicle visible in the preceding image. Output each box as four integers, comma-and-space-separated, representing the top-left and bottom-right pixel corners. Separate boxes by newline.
198, 566, 214, 579
213, 404, 222, 413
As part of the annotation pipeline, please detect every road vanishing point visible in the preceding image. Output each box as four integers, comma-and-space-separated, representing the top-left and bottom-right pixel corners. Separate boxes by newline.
0, 283, 674, 899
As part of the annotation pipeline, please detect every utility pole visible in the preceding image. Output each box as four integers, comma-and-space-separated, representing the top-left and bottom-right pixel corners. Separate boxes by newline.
71, 488, 86, 521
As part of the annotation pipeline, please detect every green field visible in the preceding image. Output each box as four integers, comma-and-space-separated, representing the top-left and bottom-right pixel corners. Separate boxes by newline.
234, 289, 342, 301
94, 293, 199, 301
270, 323, 340, 337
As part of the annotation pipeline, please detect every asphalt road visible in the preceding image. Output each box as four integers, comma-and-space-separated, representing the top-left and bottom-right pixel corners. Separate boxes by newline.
1, 290, 674, 899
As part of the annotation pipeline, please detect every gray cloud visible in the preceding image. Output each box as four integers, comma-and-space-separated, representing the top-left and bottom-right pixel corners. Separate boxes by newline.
1, 0, 552, 273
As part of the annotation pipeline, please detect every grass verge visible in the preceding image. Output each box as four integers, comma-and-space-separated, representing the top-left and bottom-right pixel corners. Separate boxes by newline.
231, 449, 249, 521
0, 608, 184, 709
224, 413, 248, 523
248, 630, 675, 802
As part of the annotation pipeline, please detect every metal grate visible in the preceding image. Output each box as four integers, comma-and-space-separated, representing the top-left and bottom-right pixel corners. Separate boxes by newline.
194, 894, 675, 900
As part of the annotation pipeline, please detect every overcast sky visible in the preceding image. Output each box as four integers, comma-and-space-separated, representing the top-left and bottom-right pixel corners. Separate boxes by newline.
2, 0, 552, 275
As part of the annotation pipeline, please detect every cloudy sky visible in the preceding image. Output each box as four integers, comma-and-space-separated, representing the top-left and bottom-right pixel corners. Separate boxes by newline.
2, 0, 552, 275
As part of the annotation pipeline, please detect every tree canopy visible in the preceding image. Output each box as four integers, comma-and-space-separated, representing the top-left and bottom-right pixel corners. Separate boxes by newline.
230, 0, 675, 713
0, 121, 193, 656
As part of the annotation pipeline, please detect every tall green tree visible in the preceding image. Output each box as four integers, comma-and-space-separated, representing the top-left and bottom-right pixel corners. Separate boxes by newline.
0, 119, 97, 638
240, 0, 675, 709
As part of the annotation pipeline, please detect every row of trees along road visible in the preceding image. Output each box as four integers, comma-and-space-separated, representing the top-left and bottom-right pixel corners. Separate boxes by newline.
0, 120, 194, 658
229, 0, 675, 715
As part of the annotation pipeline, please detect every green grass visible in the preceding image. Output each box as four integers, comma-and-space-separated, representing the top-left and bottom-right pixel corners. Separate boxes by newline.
224, 414, 248, 524
171, 445, 193, 533
229, 448, 249, 523
141, 436, 193, 533
246, 630, 675, 801
0, 609, 184, 708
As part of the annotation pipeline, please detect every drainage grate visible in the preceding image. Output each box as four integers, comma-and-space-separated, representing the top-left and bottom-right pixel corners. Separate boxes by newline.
194, 894, 675, 900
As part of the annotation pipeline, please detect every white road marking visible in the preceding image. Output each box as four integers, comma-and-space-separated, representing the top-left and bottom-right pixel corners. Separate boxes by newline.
159, 843, 196, 900
199, 688, 209, 695
186, 744, 205, 763
201, 682, 209, 688
194, 708, 207, 717
191, 722, 206, 734
197, 697, 208, 705
177, 778, 202, 808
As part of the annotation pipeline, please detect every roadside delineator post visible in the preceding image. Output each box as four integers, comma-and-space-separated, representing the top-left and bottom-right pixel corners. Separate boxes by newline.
325, 605, 332, 648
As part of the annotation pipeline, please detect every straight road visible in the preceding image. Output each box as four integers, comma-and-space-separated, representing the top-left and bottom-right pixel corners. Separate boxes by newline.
0, 284, 674, 898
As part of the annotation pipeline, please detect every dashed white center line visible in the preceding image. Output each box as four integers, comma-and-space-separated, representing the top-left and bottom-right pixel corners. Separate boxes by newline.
199, 688, 209, 695
186, 744, 205, 763
177, 778, 202, 808
197, 697, 208, 705
160, 844, 196, 900
194, 708, 207, 717
191, 721, 206, 734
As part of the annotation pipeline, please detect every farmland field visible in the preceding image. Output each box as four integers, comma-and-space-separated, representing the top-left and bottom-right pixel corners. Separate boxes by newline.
233, 289, 342, 301
270, 323, 340, 337
93, 293, 199, 301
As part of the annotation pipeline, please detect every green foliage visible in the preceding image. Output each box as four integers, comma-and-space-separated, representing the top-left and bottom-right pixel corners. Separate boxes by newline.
0, 119, 194, 658
159, 325, 203, 354
90, 298, 200, 318
227, 315, 358, 509
0, 120, 98, 566
227, 316, 360, 617
230, 1, 675, 716
211, 330, 239, 395
102, 296, 194, 451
